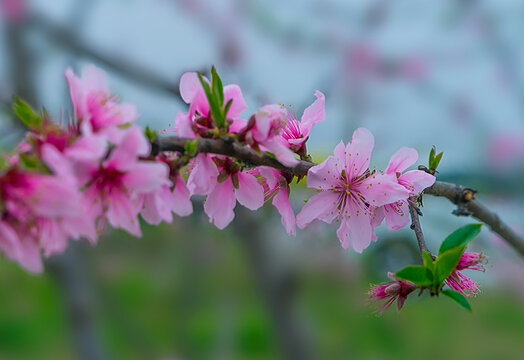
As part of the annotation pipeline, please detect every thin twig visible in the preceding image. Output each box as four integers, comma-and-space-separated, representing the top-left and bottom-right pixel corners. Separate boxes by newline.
408, 201, 431, 259
154, 136, 524, 257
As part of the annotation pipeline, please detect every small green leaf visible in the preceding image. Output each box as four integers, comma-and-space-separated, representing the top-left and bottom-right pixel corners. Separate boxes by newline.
184, 138, 198, 156
19, 153, 40, 170
144, 126, 157, 142
422, 250, 434, 269
429, 145, 436, 166
223, 99, 233, 119
439, 223, 482, 254
395, 265, 433, 287
198, 72, 224, 128
435, 246, 465, 285
433, 151, 443, 169
118, 123, 132, 129
0, 153, 8, 171
211, 66, 224, 107
12, 97, 42, 129
441, 289, 472, 312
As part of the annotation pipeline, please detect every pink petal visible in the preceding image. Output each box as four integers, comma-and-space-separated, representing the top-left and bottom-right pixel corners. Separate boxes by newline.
235, 172, 264, 210
83, 65, 109, 94
300, 90, 325, 136
347, 202, 373, 253
174, 112, 196, 138
105, 126, 150, 171
257, 166, 279, 189
336, 219, 352, 250
187, 153, 219, 195
65, 67, 86, 119
360, 173, 410, 207
272, 188, 296, 236
398, 170, 436, 195
385, 147, 418, 174
263, 138, 298, 167
306, 156, 339, 190
179, 72, 202, 103
38, 219, 68, 257
345, 128, 374, 178
204, 177, 236, 229
172, 177, 193, 216
229, 118, 248, 134
106, 191, 142, 237
224, 84, 247, 118
384, 202, 410, 230
296, 191, 340, 229
124, 162, 170, 193
141, 185, 174, 225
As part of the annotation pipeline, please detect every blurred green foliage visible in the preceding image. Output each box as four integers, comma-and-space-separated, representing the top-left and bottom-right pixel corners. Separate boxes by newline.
0, 219, 523, 360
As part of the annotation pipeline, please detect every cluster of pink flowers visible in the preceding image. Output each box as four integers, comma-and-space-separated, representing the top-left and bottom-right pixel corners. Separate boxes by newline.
0, 64, 437, 273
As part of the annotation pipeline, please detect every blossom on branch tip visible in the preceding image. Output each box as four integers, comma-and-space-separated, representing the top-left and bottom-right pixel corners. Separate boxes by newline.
296, 128, 410, 252
445, 252, 487, 297
368, 272, 416, 314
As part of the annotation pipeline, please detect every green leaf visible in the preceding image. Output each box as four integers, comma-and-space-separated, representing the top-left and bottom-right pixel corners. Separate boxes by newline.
435, 246, 465, 285
422, 250, 434, 269
223, 99, 233, 119
395, 265, 433, 287
438, 223, 483, 254
429, 145, 436, 167
144, 126, 157, 142
433, 151, 443, 169
198, 72, 224, 128
184, 138, 198, 156
19, 153, 40, 170
211, 66, 224, 107
441, 289, 472, 312
12, 97, 42, 129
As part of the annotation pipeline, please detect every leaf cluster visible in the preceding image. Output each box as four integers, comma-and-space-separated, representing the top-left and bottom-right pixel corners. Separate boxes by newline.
395, 224, 482, 312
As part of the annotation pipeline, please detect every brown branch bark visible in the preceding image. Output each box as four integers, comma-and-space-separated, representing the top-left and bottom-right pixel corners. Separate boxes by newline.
154, 136, 524, 257
408, 201, 431, 258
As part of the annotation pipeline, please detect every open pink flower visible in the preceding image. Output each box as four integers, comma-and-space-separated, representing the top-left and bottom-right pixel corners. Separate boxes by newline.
203, 156, 264, 229
187, 153, 220, 195
82, 126, 170, 236
257, 166, 296, 236
242, 104, 298, 166
141, 177, 193, 225
379, 147, 435, 230
171, 72, 247, 137
368, 272, 416, 314
65, 65, 138, 141
281, 91, 325, 153
445, 252, 487, 297
296, 128, 409, 252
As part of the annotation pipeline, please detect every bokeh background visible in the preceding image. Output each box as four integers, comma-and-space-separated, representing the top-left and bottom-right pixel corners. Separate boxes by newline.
1, 0, 524, 359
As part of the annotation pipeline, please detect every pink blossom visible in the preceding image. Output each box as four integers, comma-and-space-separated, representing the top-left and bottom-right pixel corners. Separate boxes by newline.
296, 128, 410, 252
257, 166, 296, 236
82, 126, 170, 236
170, 72, 247, 137
241, 104, 298, 166
281, 91, 325, 154
368, 272, 416, 314
0, 0, 28, 23
203, 156, 264, 229
379, 147, 435, 230
187, 153, 219, 195
141, 177, 193, 225
65, 65, 138, 141
445, 252, 487, 297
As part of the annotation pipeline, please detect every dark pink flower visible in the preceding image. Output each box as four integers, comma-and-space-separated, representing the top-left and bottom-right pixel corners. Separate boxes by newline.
445, 252, 487, 297
368, 272, 416, 314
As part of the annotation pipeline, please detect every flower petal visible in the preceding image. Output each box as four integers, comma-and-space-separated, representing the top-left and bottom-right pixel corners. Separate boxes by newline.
224, 84, 247, 118
296, 191, 340, 229
385, 147, 418, 174
300, 90, 325, 136
272, 187, 296, 236
398, 170, 436, 195
204, 177, 236, 229
172, 177, 193, 216
235, 172, 264, 210
360, 173, 410, 207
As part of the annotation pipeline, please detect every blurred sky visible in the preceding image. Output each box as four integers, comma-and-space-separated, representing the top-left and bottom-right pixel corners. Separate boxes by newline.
2, 0, 524, 289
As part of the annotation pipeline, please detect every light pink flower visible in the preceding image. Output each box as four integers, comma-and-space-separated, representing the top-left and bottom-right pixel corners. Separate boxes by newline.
445, 252, 487, 297
82, 126, 170, 236
203, 157, 264, 229
187, 153, 219, 195
170, 72, 247, 137
65, 65, 138, 141
242, 104, 298, 166
379, 147, 435, 230
296, 128, 410, 252
368, 272, 416, 314
0, 221, 42, 273
281, 91, 325, 154
257, 166, 296, 236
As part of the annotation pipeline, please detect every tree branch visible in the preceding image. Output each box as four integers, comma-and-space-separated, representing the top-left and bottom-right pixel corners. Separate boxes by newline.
408, 201, 431, 258
154, 135, 524, 257
424, 181, 524, 257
